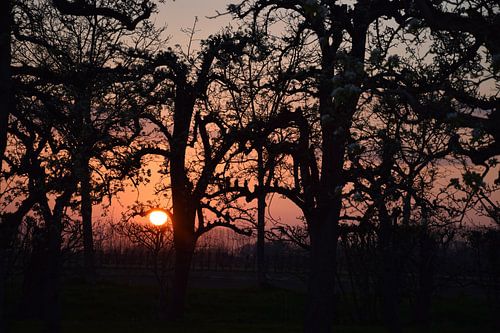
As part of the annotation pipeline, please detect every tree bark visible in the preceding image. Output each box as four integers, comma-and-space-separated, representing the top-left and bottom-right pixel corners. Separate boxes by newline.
167, 188, 196, 319
43, 220, 63, 333
379, 220, 402, 333
256, 148, 267, 287
0, 248, 8, 333
80, 162, 96, 283
304, 214, 338, 333
0, 215, 21, 331
256, 192, 267, 287
20, 227, 46, 319
166, 91, 197, 320
167, 233, 195, 320
414, 226, 434, 328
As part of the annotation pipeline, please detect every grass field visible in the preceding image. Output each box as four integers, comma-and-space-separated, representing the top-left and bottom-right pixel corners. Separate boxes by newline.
6, 280, 495, 333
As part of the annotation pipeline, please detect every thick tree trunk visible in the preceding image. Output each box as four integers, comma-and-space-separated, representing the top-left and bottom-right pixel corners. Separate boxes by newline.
0, 215, 20, 331
20, 227, 46, 319
167, 231, 195, 320
0, 248, 7, 333
379, 222, 402, 333
43, 221, 63, 333
167, 95, 197, 320
167, 173, 196, 319
414, 227, 434, 328
304, 216, 338, 333
80, 163, 96, 283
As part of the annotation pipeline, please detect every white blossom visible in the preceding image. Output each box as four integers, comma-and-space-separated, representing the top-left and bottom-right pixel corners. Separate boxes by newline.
331, 87, 344, 97
387, 54, 400, 67
347, 142, 360, 152
353, 192, 363, 201
472, 128, 482, 139
370, 47, 383, 64
334, 186, 343, 195
331, 75, 342, 84
407, 18, 422, 32
344, 70, 356, 81
321, 114, 334, 124
446, 112, 458, 119
344, 84, 361, 94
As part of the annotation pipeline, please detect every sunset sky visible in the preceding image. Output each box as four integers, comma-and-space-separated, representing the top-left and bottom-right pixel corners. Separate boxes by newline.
103, 0, 305, 227
159, 0, 232, 45
104, 0, 499, 229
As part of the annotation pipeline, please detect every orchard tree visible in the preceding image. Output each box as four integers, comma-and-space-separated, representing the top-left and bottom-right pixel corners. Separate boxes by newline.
1, 0, 156, 175
131, 32, 256, 319
344, 97, 467, 331
1, 0, 156, 328
12, 0, 162, 282
207, 28, 309, 287
129, 28, 302, 317
228, 1, 499, 332
0, 98, 43, 330
114, 203, 175, 318
3, 88, 80, 332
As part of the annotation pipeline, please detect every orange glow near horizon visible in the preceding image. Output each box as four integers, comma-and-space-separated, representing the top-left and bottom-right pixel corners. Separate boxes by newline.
148, 210, 169, 226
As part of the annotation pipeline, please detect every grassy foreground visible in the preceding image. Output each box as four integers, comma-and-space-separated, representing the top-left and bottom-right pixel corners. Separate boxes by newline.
6, 281, 494, 333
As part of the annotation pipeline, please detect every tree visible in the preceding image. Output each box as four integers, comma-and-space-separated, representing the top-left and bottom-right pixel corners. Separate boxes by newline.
0, 0, 156, 328
228, 1, 499, 331
114, 204, 175, 318
343, 96, 467, 331
4, 86, 79, 332
210, 29, 307, 287
12, 0, 162, 283
0, 97, 41, 329
130, 32, 254, 319
1, 0, 156, 171
129, 25, 307, 317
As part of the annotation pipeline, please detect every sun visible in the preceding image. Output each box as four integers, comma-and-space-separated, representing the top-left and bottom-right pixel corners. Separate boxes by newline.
148, 210, 168, 226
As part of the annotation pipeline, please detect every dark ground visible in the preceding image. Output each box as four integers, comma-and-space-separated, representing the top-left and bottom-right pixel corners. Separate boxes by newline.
5, 268, 496, 333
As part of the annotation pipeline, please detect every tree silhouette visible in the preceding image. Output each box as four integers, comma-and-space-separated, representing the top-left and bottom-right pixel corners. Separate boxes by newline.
0, 1, 156, 329
11, 0, 162, 283
228, 1, 499, 331
129, 31, 257, 318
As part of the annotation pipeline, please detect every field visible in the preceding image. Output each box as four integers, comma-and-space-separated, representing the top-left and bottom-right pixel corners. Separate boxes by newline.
6, 276, 495, 333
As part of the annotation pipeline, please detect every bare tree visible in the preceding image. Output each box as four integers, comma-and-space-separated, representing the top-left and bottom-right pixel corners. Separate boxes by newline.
114, 204, 174, 319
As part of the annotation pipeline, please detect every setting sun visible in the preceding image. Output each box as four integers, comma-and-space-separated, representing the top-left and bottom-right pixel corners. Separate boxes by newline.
148, 210, 168, 226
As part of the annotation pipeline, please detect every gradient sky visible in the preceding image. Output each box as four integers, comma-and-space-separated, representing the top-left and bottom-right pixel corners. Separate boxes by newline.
107, 1, 498, 229
158, 0, 233, 46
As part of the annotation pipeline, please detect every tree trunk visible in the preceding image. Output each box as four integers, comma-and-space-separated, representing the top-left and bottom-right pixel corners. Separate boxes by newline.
81, 162, 96, 283
256, 148, 267, 287
379, 222, 401, 333
414, 226, 434, 328
43, 221, 63, 333
167, 232, 195, 320
256, 192, 267, 287
0, 248, 7, 333
0, 215, 20, 331
167, 93, 197, 320
20, 227, 46, 319
304, 215, 338, 333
